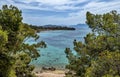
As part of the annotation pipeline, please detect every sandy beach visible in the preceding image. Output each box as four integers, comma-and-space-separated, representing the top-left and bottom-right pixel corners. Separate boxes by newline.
35, 70, 65, 77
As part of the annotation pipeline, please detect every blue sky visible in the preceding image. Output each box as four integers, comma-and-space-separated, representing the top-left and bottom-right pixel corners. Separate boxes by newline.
0, 0, 120, 25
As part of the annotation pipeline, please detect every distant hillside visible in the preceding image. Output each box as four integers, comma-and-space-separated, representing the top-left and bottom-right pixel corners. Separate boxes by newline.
30, 24, 75, 32
71, 24, 89, 28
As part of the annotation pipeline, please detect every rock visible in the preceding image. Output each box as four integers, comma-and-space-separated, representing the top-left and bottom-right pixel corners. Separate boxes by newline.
49, 67, 56, 71
42, 67, 56, 71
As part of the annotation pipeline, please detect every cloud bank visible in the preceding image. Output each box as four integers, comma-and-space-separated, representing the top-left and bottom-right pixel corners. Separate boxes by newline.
0, 0, 120, 25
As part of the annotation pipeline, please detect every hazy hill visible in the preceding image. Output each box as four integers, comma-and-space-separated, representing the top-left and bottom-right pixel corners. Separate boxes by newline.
70, 24, 89, 28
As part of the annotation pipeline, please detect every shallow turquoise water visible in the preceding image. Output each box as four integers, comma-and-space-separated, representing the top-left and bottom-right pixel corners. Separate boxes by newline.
27, 25, 91, 69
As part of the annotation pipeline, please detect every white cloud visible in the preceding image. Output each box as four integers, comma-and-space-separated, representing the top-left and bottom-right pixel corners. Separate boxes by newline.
67, 0, 120, 24
54, 5, 79, 10
1, 0, 120, 12
83, 1, 120, 12
22, 0, 120, 25
0, 0, 120, 25
0, 0, 89, 11
19, 0, 88, 6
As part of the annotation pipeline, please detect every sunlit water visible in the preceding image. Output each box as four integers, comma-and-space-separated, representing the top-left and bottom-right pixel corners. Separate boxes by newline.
26, 25, 91, 69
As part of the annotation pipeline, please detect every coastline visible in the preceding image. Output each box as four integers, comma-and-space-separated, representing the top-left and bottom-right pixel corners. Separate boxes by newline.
33, 67, 67, 77
37, 29, 76, 33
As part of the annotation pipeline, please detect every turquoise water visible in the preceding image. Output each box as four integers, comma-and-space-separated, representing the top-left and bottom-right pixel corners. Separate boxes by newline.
27, 25, 91, 69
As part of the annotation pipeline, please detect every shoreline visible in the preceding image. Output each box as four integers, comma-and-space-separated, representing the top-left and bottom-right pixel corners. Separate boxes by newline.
34, 68, 67, 77
33, 66, 66, 72
37, 29, 76, 33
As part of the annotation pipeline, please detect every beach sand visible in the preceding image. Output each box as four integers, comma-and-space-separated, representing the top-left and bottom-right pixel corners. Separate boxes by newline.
35, 70, 65, 77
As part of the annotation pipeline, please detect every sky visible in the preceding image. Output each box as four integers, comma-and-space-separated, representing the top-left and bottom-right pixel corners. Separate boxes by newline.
0, 0, 120, 25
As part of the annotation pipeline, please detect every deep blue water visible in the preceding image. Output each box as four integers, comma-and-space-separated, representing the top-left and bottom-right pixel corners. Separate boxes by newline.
27, 25, 91, 69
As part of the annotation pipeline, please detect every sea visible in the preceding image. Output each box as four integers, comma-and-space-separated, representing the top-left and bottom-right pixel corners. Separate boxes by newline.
26, 25, 91, 70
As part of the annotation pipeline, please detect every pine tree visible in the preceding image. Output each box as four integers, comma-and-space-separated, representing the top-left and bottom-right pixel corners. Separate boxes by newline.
0, 5, 46, 77
65, 10, 120, 77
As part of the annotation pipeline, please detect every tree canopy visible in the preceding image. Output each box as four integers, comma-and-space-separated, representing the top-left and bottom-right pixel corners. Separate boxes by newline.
0, 5, 46, 77
65, 10, 120, 77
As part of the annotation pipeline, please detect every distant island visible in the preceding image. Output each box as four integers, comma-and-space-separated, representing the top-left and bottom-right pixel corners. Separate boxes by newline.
70, 24, 88, 28
29, 24, 75, 32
